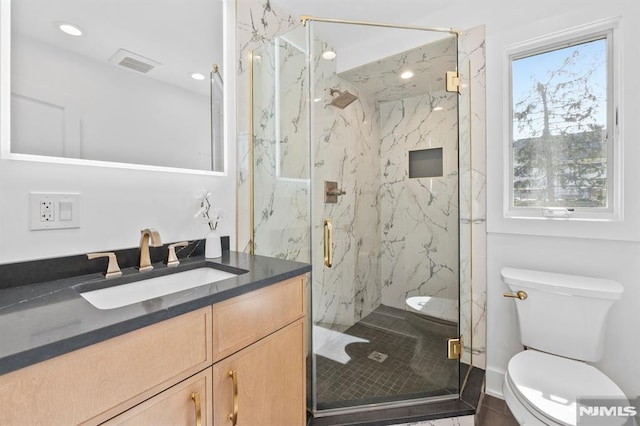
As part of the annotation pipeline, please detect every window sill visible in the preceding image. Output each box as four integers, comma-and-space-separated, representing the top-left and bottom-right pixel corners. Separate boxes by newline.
506, 209, 620, 223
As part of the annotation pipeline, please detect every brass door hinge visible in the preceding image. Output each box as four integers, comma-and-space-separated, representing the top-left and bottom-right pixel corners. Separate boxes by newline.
448, 336, 463, 359
446, 71, 461, 93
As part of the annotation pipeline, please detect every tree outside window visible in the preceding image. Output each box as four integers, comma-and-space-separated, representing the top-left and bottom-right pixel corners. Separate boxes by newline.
511, 37, 609, 209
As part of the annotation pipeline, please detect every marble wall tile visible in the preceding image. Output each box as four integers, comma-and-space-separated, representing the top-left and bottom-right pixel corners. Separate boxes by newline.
237, 0, 487, 371
310, 36, 382, 329
458, 25, 487, 369
378, 90, 459, 313
252, 27, 311, 262
236, 0, 298, 252
339, 36, 458, 103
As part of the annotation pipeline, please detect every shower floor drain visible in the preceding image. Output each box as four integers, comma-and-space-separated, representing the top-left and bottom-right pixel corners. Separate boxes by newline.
367, 351, 388, 363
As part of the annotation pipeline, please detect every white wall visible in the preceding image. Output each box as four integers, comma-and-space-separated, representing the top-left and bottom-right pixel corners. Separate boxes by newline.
483, 2, 640, 400
0, 0, 237, 263
0, 159, 235, 263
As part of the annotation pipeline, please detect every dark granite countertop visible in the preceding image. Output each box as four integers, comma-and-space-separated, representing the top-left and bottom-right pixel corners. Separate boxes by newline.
0, 250, 311, 376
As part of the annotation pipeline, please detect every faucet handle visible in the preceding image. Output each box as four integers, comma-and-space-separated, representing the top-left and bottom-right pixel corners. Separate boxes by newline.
167, 241, 189, 268
87, 252, 122, 279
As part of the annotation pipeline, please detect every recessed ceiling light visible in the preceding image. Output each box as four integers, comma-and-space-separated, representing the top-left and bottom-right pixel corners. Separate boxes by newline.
433, 106, 444, 111
313, 98, 322, 103
400, 70, 414, 80
191, 73, 206, 81
322, 50, 337, 60
56, 22, 83, 37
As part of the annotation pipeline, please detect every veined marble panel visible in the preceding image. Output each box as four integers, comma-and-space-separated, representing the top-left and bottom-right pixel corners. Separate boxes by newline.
458, 25, 487, 369
310, 35, 381, 330
339, 35, 458, 102
236, 0, 297, 252
252, 28, 310, 262
378, 89, 459, 314
275, 29, 309, 180
237, 0, 487, 373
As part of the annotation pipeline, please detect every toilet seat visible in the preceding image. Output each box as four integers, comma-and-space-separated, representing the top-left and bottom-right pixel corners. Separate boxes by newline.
505, 350, 627, 426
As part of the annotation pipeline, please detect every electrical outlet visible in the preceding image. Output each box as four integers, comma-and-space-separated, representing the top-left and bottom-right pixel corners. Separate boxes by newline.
40, 201, 54, 222
29, 193, 81, 230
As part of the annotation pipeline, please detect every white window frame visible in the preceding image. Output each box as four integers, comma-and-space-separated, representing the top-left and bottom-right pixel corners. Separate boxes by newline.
504, 18, 621, 222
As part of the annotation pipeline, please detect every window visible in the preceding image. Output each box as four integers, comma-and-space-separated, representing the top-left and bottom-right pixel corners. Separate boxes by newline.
508, 25, 616, 219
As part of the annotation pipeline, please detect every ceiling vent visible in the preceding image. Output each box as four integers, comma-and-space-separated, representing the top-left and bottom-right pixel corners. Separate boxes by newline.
108, 48, 161, 74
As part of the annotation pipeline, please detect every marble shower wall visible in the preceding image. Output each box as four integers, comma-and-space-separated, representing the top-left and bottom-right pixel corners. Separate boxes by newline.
236, 0, 297, 252
310, 34, 382, 331
458, 26, 487, 369
333, 35, 460, 321
378, 90, 459, 313
251, 27, 311, 261
236, 0, 487, 369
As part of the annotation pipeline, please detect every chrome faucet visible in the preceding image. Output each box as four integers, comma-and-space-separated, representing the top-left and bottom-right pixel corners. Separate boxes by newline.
138, 228, 162, 272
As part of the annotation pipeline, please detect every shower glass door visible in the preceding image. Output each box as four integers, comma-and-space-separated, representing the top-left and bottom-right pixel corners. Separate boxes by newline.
251, 18, 473, 417
307, 20, 462, 414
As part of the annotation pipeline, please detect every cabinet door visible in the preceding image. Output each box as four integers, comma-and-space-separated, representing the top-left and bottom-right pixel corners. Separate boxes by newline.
213, 320, 306, 426
103, 368, 212, 426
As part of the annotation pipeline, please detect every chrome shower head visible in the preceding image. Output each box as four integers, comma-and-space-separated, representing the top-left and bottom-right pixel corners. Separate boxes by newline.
329, 88, 358, 109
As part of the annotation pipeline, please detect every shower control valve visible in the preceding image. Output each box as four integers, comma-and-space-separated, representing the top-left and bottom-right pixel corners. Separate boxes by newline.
324, 181, 346, 203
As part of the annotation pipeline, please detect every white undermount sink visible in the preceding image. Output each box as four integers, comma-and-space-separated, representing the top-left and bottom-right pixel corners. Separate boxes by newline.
78, 267, 238, 310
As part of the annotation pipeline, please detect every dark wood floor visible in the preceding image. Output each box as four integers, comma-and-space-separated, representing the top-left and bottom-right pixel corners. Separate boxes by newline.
476, 394, 519, 426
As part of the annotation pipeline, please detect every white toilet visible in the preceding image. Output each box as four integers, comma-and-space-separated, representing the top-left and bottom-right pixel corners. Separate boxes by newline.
501, 267, 627, 426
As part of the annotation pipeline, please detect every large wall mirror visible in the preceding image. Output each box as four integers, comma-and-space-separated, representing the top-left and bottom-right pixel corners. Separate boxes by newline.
3, 0, 225, 173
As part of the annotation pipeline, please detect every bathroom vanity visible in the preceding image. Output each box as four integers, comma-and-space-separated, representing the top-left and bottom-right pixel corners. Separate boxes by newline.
0, 249, 310, 425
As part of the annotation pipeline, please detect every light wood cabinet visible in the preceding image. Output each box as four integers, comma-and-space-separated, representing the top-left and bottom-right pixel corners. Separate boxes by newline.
0, 306, 212, 426
212, 276, 305, 362
212, 275, 306, 426
103, 368, 213, 426
0, 274, 306, 426
213, 320, 306, 426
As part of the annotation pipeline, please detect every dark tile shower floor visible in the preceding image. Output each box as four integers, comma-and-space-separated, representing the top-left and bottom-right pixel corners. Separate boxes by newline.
315, 305, 459, 409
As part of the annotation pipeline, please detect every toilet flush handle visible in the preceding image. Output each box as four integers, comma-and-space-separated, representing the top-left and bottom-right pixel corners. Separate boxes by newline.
503, 290, 528, 300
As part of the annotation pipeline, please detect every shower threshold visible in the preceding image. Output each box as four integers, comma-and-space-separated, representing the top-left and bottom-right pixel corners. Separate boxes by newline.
308, 364, 483, 425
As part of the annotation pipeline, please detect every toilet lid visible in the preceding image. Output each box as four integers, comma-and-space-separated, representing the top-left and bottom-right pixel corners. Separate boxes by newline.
507, 350, 626, 426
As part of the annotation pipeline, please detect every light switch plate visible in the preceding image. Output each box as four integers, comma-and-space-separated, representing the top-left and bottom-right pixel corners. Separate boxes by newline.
29, 193, 81, 230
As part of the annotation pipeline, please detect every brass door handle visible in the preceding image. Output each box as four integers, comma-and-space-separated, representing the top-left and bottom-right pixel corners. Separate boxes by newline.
190, 392, 201, 426
503, 291, 528, 300
228, 369, 238, 426
324, 218, 333, 268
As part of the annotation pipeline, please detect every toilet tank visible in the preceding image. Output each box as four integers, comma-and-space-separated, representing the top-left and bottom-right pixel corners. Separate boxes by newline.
501, 267, 623, 362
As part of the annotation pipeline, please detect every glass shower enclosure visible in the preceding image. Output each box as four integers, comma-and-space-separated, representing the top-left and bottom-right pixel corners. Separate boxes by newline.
251, 17, 473, 417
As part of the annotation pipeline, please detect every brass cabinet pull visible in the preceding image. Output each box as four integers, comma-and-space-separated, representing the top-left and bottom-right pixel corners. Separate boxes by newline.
503, 290, 528, 300
324, 218, 333, 268
228, 369, 238, 426
190, 392, 201, 426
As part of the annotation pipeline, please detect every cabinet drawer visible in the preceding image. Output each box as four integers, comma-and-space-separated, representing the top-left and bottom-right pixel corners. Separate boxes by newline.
212, 276, 305, 361
0, 306, 212, 426
103, 368, 212, 426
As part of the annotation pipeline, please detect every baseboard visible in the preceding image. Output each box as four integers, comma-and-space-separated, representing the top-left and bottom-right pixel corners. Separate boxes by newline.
485, 367, 505, 399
